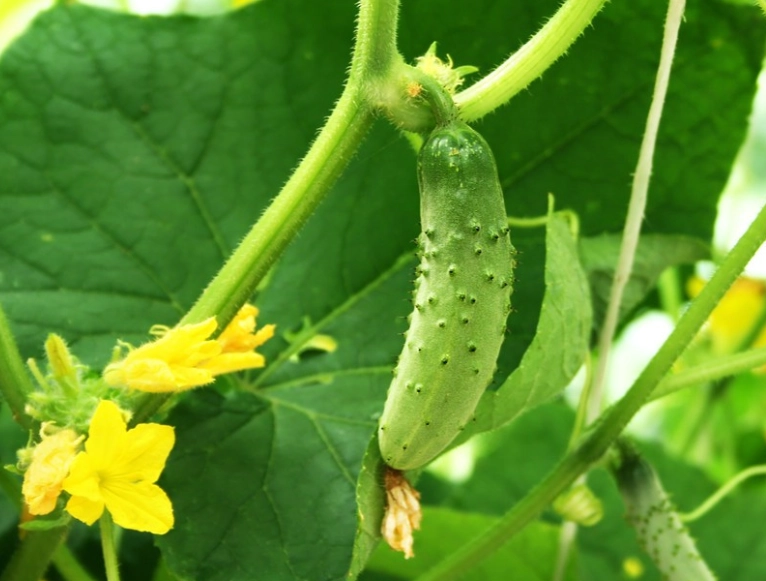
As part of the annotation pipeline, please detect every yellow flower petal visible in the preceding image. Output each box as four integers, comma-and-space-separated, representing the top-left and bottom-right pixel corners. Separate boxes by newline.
134, 318, 218, 363
218, 306, 274, 353
65, 495, 105, 526
108, 358, 215, 393
198, 352, 266, 375
105, 305, 274, 393
62, 399, 176, 534
101, 480, 174, 534
689, 275, 766, 358
250, 324, 276, 350
22, 428, 81, 515
81, 401, 128, 469
62, 453, 102, 502
113, 423, 175, 483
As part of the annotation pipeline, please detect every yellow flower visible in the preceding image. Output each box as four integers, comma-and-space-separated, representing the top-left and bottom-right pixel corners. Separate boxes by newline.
688, 276, 766, 356
21, 426, 82, 515
62, 400, 175, 534
206, 304, 275, 374
103, 304, 275, 393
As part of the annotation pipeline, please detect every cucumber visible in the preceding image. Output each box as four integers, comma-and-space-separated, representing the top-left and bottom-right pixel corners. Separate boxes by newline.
612, 442, 717, 581
378, 121, 514, 470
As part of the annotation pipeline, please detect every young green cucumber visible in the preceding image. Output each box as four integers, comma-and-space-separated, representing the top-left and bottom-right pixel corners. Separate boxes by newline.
612, 443, 717, 581
378, 121, 513, 471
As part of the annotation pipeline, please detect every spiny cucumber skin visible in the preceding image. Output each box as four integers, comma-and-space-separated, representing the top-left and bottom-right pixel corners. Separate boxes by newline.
614, 450, 717, 581
378, 122, 514, 471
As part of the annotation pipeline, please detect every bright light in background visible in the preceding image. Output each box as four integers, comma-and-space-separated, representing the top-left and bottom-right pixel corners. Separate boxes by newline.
565, 311, 676, 441
714, 68, 766, 277
0, 0, 251, 53
0, 0, 53, 53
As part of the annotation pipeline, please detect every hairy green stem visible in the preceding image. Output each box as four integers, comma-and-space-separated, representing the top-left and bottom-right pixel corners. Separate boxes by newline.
132, 0, 401, 422
0, 527, 68, 581
650, 346, 766, 401
182, 0, 399, 327
681, 465, 766, 522
454, 0, 609, 120
587, 0, 685, 425
0, 304, 34, 430
100, 513, 121, 581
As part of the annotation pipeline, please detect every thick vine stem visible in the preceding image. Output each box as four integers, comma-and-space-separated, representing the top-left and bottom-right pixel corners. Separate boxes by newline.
182, 0, 401, 328
132, 0, 402, 422
454, 0, 609, 121
0, 304, 34, 430
0, 527, 69, 581
414, 143, 766, 581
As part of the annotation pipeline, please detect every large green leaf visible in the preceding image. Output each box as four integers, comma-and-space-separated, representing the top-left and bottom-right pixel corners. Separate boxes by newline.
0, 1, 763, 580
359, 507, 577, 581
0, 0, 360, 366
158, 383, 386, 581
400, 0, 766, 238
579, 234, 709, 328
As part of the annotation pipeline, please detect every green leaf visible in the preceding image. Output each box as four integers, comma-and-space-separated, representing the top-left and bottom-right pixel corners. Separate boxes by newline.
349, 435, 387, 581
158, 383, 383, 581
360, 507, 577, 581
402, 0, 765, 239
1, 1, 763, 579
469, 214, 592, 436
579, 234, 709, 328
0, 1, 361, 366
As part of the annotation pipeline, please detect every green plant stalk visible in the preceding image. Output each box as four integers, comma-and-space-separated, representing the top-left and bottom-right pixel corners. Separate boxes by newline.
676, 275, 766, 453
414, 166, 766, 581
657, 267, 683, 320
132, 0, 402, 422
681, 464, 766, 522
0, 527, 68, 581
650, 346, 766, 401
0, 451, 94, 581
52, 545, 98, 581
0, 304, 34, 430
100, 513, 121, 581
454, 0, 609, 121
182, 0, 399, 327
587, 0, 685, 425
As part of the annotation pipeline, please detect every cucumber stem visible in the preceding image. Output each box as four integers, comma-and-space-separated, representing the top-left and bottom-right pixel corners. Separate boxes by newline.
0, 303, 34, 429
455, 0, 609, 120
